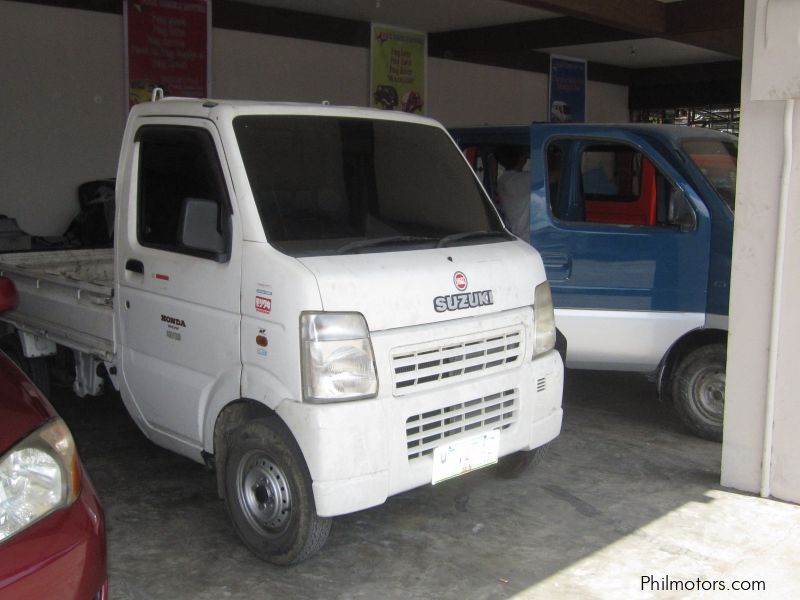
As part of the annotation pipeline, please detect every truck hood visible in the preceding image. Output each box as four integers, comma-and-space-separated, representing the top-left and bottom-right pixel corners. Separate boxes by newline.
297, 241, 546, 332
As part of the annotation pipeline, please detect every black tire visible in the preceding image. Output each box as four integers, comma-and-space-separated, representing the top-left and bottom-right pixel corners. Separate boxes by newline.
494, 443, 550, 479
0, 333, 51, 398
671, 343, 725, 442
223, 416, 331, 565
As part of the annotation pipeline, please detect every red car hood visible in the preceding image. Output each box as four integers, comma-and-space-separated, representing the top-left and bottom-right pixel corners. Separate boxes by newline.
0, 352, 55, 453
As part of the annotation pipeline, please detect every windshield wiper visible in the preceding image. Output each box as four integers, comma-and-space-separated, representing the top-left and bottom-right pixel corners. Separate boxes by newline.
338, 235, 437, 254
436, 230, 511, 248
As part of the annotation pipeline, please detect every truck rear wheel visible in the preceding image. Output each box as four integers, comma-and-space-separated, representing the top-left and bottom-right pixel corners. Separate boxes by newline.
0, 333, 51, 398
223, 417, 331, 565
494, 443, 550, 478
671, 343, 725, 442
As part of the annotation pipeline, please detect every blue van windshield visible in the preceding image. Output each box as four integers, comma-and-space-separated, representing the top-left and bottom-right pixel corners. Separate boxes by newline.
682, 139, 737, 212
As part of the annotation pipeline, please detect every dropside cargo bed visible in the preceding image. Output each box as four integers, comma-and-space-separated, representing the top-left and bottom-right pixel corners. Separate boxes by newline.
0, 249, 114, 359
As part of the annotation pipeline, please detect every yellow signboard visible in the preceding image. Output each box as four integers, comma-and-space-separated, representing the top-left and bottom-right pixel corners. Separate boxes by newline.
370, 24, 427, 114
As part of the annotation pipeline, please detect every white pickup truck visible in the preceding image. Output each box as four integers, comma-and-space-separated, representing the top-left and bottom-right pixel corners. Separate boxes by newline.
0, 97, 563, 564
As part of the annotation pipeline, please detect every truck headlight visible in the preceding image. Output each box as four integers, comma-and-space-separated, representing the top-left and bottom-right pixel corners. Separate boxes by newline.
300, 312, 378, 403
0, 418, 81, 542
534, 281, 556, 356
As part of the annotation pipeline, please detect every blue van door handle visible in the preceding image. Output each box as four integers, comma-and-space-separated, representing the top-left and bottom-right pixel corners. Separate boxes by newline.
541, 253, 572, 280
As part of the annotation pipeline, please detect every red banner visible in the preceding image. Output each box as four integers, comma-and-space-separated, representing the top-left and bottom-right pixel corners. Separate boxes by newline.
125, 0, 210, 106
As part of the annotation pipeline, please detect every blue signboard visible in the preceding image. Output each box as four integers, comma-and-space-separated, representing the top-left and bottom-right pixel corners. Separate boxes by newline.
549, 55, 586, 123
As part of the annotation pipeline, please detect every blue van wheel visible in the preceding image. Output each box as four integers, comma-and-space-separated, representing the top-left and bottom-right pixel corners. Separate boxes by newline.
671, 343, 725, 442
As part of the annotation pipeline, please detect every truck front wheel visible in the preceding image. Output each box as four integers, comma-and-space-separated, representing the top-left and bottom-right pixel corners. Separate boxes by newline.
671, 343, 726, 442
223, 417, 331, 565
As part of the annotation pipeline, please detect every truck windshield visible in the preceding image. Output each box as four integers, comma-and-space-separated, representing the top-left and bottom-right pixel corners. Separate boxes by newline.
233, 116, 507, 256
682, 138, 737, 212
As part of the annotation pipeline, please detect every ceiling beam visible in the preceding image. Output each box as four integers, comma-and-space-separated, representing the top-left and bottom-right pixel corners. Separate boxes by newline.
214, 0, 370, 47
663, 0, 744, 56
504, 0, 742, 57
9, 0, 123, 14
505, 0, 666, 36
665, 0, 744, 34
631, 60, 743, 86
629, 61, 743, 108
429, 17, 641, 54
667, 29, 742, 56
427, 45, 631, 87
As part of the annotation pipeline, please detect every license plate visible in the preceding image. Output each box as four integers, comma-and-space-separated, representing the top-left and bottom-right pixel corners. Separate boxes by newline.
431, 430, 500, 484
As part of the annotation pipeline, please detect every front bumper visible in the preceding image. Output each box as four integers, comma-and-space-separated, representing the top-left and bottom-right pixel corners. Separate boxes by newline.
278, 348, 563, 518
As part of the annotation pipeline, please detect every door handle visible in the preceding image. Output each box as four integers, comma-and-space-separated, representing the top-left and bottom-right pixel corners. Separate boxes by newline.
541, 253, 572, 280
125, 259, 144, 274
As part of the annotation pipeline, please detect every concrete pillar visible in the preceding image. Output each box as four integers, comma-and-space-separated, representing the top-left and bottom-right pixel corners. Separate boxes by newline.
721, 0, 800, 503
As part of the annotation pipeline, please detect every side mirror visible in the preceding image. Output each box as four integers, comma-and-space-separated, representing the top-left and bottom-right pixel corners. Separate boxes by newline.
668, 189, 697, 232
178, 197, 229, 260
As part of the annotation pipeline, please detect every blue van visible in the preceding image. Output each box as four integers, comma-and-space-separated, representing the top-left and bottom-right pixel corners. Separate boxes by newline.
451, 124, 737, 441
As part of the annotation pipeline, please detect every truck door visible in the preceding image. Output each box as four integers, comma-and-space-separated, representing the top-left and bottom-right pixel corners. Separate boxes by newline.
116, 120, 241, 451
530, 125, 711, 370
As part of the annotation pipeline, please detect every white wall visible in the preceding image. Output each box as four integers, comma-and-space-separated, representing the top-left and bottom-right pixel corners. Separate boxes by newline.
212, 29, 369, 106
427, 59, 629, 126
721, 0, 800, 503
586, 80, 630, 123
0, 2, 126, 237
0, 1, 628, 236
428, 59, 550, 126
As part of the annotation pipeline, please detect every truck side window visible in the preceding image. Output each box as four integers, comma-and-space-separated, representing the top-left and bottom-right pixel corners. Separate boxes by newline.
136, 126, 230, 257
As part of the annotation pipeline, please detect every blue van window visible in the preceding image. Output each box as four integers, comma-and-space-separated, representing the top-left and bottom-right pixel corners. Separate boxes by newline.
549, 140, 684, 229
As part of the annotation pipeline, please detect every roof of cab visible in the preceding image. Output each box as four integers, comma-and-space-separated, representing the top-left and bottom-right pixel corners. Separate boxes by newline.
128, 96, 443, 128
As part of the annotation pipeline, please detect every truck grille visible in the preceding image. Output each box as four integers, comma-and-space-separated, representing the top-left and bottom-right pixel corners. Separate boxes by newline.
405, 389, 518, 460
391, 326, 523, 395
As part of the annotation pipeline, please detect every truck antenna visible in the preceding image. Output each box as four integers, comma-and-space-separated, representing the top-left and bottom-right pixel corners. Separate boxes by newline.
151, 87, 165, 102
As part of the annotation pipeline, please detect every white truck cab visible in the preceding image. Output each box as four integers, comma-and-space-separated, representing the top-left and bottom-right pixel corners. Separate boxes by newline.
0, 97, 563, 564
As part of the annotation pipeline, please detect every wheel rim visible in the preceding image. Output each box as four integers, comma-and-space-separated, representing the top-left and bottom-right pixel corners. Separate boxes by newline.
237, 450, 292, 536
691, 365, 726, 424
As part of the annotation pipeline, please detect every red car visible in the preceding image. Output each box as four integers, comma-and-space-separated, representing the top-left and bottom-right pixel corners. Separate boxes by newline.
0, 329, 107, 599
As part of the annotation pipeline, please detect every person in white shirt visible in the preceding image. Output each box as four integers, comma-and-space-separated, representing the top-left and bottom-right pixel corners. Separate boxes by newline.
495, 145, 531, 240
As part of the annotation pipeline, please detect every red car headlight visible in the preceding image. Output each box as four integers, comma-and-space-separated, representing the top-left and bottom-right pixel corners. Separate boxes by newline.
0, 418, 81, 542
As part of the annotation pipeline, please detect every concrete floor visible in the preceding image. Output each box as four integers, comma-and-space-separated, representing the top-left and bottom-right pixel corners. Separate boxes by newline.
51, 370, 800, 600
